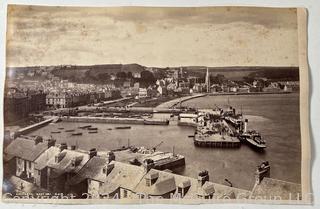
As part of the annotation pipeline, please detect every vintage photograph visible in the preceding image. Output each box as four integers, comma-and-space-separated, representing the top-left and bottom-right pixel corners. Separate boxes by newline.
2, 5, 309, 203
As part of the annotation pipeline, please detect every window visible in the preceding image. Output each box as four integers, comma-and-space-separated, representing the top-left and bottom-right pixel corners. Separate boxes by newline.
123, 190, 128, 198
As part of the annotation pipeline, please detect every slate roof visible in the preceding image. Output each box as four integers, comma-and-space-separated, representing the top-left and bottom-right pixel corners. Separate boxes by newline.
134, 169, 251, 199
34, 146, 60, 170
251, 177, 301, 200
67, 156, 109, 185
134, 169, 178, 196
4, 137, 49, 162
47, 149, 90, 178
99, 161, 146, 195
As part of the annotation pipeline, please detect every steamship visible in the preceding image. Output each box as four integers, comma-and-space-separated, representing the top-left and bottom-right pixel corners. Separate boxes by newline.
238, 130, 266, 149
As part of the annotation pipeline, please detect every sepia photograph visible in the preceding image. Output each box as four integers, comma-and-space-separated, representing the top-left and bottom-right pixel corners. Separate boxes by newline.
2, 5, 311, 204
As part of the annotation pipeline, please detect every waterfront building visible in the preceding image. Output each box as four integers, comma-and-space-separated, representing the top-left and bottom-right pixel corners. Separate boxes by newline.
46, 92, 73, 108
4, 88, 47, 123
4, 136, 56, 183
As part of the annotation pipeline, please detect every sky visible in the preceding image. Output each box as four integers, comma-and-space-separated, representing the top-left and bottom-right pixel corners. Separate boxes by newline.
6, 5, 299, 67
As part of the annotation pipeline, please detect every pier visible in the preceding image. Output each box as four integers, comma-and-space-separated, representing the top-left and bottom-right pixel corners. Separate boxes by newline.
61, 116, 169, 125
194, 134, 241, 148
14, 117, 56, 138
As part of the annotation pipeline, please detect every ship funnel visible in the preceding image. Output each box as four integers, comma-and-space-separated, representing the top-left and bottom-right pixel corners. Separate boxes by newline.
244, 119, 248, 133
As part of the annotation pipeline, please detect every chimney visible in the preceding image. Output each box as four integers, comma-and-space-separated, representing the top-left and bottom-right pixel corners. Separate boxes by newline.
47, 138, 56, 148
178, 179, 191, 198
89, 148, 97, 159
34, 136, 43, 145
244, 119, 248, 133
255, 161, 270, 185
145, 170, 159, 186
198, 170, 209, 188
71, 145, 76, 150
143, 159, 155, 172
232, 108, 236, 116
60, 143, 67, 152
103, 163, 114, 176
107, 151, 115, 163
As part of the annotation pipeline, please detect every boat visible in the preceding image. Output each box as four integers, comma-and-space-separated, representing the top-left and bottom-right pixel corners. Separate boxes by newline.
78, 125, 92, 129
57, 127, 64, 130
51, 131, 61, 134
65, 129, 75, 132
129, 158, 141, 166
238, 130, 266, 149
72, 132, 83, 136
88, 130, 98, 134
146, 153, 186, 170
88, 127, 98, 130
115, 126, 131, 129
107, 128, 112, 130
143, 119, 169, 125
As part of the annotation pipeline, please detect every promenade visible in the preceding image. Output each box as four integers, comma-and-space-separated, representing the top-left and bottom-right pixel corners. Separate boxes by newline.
155, 94, 206, 109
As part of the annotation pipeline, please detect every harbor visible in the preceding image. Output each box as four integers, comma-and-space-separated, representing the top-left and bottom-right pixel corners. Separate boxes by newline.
5, 93, 300, 191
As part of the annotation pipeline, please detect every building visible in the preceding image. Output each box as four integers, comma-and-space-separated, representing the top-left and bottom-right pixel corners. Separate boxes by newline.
250, 161, 301, 200
67, 153, 115, 198
4, 136, 56, 183
4, 91, 29, 123
4, 88, 47, 123
46, 92, 73, 108
44, 144, 92, 193
99, 161, 146, 199
138, 88, 148, 98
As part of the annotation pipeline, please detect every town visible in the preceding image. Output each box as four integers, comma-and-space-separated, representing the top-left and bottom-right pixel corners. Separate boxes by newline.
4, 64, 299, 125
2, 64, 302, 201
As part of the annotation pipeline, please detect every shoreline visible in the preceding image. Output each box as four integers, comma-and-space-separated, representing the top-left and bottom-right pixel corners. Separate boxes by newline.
156, 91, 297, 109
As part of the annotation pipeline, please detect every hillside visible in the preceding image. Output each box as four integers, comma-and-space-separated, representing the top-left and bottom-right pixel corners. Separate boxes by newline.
6, 64, 299, 83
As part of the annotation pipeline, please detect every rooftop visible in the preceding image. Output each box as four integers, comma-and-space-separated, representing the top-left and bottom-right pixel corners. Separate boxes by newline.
67, 156, 109, 185
99, 161, 146, 195
251, 177, 301, 200
4, 137, 50, 162
47, 148, 90, 178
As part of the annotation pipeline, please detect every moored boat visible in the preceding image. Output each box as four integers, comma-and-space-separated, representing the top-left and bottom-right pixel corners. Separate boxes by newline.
115, 126, 131, 129
72, 132, 83, 136
88, 127, 98, 130
238, 130, 266, 149
78, 125, 92, 129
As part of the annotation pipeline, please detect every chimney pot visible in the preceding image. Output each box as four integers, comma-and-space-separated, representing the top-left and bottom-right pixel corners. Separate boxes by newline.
60, 143, 67, 152
255, 161, 270, 185
89, 148, 97, 159
198, 170, 209, 187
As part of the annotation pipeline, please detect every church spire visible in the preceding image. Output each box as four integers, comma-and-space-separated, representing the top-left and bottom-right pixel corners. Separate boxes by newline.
205, 67, 210, 93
